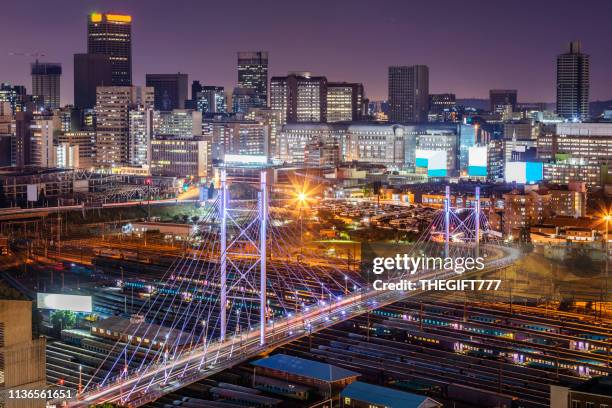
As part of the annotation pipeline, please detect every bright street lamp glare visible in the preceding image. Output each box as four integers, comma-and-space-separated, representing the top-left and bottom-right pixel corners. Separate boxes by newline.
298, 192, 307, 201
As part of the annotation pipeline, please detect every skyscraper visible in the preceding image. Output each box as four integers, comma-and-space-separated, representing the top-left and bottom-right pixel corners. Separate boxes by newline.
237, 51, 268, 107
87, 13, 132, 86
388, 65, 429, 123
95, 86, 153, 166
31, 62, 61, 110
556, 41, 590, 120
74, 53, 112, 109
270, 72, 327, 123
195, 86, 227, 114
489, 89, 518, 113
327, 82, 365, 122
146, 73, 188, 111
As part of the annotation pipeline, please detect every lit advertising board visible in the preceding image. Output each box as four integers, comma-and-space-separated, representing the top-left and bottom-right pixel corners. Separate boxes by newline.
37, 293, 93, 313
505, 161, 543, 184
415, 149, 447, 177
468, 146, 487, 177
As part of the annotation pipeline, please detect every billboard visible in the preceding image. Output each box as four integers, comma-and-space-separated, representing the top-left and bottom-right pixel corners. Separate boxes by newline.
505, 161, 543, 184
468, 146, 487, 177
416, 149, 447, 177
37, 293, 93, 313
27, 184, 38, 202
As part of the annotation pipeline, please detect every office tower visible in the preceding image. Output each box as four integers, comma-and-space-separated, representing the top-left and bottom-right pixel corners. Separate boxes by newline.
327, 82, 364, 122
195, 86, 227, 114
129, 107, 155, 167
237, 51, 268, 107
13, 112, 33, 166
556, 41, 590, 120
187, 80, 203, 109
202, 119, 268, 160
87, 13, 132, 86
146, 73, 188, 111
95, 86, 153, 167
245, 108, 283, 159
73, 53, 112, 109
155, 109, 202, 138
388, 65, 429, 122
270, 72, 327, 123
30, 114, 60, 167
56, 130, 96, 169
489, 89, 518, 113
150, 136, 210, 178
0, 83, 27, 114
31, 62, 61, 110
232, 87, 259, 114
429, 93, 456, 121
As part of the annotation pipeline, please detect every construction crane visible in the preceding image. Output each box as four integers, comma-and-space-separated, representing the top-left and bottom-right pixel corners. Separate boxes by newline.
9, 52, 46, 64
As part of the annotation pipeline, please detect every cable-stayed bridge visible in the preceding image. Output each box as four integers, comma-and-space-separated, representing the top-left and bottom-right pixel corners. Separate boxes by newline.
65, 171, 519, 407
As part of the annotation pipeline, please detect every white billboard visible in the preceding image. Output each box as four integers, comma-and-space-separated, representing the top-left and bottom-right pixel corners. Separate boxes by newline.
505, 161, 543, 184
27, 184, 38, 202
416, 149, 447, 177
468, 146, 487, 176
37, 293, 93, 313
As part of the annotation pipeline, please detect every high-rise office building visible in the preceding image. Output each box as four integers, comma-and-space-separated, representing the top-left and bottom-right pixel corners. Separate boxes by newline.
245, 108, 283, 160
0, 83, 27, 114
74, 53, 112, 109
556, 41, 590, 120
13, 112, 33, 167
388, 65, 429, 123
429, 93, 456, 121
95, 86, 153, 167
270, 72, 327, 123
56, 130, 96, 169
237, 51, 268, 107
195, 86, 227, 114
30, 114, 60, 168
146, 73, 188, 111
232, 87, 259, 114
489, 89, 518, 113
31, 62, 61, 110
150, 135, 210, 178
87, 13, 132, 86
128, 107, 155, 167
154, 109, 202, 138
327, 82, 364, 122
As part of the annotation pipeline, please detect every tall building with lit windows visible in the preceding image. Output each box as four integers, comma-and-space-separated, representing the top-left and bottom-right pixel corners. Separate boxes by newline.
87, 13, 132, 86
388, 65, 429, 123
556, 41, 590, 121
237, 51, 268, 107
31, 62, 62, 110
95, 86, 153, 167
270, 72, 327, 123
327, 82, 364, 122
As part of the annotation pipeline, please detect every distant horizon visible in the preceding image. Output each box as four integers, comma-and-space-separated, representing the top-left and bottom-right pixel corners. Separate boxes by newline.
1, 0, 611, 106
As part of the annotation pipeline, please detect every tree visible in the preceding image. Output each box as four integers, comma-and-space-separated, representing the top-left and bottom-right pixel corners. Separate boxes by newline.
51, 310, 77, 332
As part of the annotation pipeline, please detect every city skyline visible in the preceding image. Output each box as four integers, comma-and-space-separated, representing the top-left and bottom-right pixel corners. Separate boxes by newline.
1, 0, 611, 106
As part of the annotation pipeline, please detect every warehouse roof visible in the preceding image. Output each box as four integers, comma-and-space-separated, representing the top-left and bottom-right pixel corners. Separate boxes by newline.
251, 354, 360, 382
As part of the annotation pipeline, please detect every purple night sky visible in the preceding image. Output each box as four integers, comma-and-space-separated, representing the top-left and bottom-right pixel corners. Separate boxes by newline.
1, 0, 611, 105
